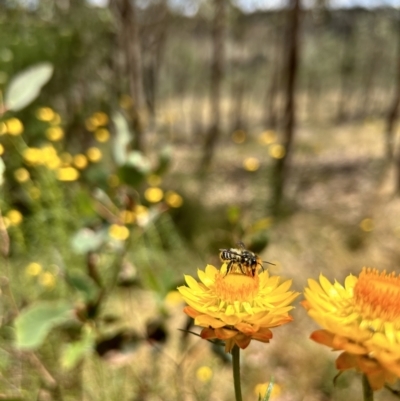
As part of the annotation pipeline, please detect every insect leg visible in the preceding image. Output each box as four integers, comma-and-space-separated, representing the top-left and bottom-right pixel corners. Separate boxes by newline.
225, 260, 234, 276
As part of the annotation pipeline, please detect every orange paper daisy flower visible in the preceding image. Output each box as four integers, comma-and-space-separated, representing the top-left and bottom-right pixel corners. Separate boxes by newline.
303, 268, 400, 390
178, 264, 299, 352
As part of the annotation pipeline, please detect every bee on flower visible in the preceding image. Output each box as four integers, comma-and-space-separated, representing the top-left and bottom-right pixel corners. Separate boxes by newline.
178, 261, 299, 353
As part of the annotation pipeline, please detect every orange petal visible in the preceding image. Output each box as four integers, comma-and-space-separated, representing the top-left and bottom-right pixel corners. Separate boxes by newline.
235, 333, 252, 350
235, 322, 256, 335
225, 338, 235, 353
365, 371, 386, 391
251, 328, 273, 343
195, 314, 226, 328
336, 352, 357, 371
333, 335, 368, 355
200, 327, 216, 340
310, 330, 335, 348
300, 300, 311, 311
357, 355, 382, 375
183, 306, 201, 318
215, 327, 238, 340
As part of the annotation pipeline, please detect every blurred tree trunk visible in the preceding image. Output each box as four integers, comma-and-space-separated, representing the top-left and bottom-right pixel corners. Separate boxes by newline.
270, 0, 301, 214
265, 19, 284, 130
231, 79, 245, 132
336, 18, 356, 122
385, 16, 400, 163
110, 0, 146, 152
358, 14, 380, 120
200, 0, 227, 171
142, 0, 169, 121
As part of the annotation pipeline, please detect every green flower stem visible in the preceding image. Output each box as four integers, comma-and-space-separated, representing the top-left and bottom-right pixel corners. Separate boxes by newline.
232, 345, 243, 401
362, 374, 374, 401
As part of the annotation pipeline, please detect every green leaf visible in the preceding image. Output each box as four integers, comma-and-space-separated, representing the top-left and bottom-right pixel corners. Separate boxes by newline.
61, 328, 95, 370
15, 301, 74, 350
112, 111, 131, 166
154, 145, 172, 175
0, 157, 5, 186
118, 151, 151, 187
66, 269, 100, 302
5, 63, 53, 111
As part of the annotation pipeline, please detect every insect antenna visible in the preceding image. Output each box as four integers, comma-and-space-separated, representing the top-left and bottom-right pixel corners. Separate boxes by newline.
262, 260, 276, 266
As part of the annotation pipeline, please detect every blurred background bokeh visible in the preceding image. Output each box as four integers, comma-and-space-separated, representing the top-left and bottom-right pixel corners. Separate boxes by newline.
1, 0, 400, 399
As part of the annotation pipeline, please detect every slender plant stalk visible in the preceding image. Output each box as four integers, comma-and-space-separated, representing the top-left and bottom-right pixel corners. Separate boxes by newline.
362, 374, 374, 401
232, 345, 243, 401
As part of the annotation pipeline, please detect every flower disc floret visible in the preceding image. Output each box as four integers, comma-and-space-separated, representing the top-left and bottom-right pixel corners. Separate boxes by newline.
178, 264, 299, 352
303, 267, 400, 390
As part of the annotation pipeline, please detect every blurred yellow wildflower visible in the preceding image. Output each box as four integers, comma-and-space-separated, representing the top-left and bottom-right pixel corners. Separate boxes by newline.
84, 118, 96, 132
73, 154, 88, 170
26, 262, 42, 276
86, 147, 102, 162
196, 366, 213, 382
0, 144, 4, 156
56, 167, 79, 181
23, 147, 42, 165
360, 218, 374, 232
6, 210, 23, 225
36, 107, 55, 122
269, 144, 285, 159
119, 210, 135, 224
5, 118, 23, 135
14, 168, 30, 183
0, 122, 6, 135
164, 290, 183, 306
165, 191, 183, 208
41, 145, 61, 169
144, 187, 164, 203
39, 272, 56, 289
232, 129, 246, 144
254, 382, 281, 398
243, 157, 260, 171
45, 126, 64, 141
50, 113, 61, 125
178, 265, 299, 352
109, 224, 130, 241
90, 112, 109, 127
258, 130, 276, 145
303, 268, 400, 390
147, 174, 162, 186
94, 128, 110, 143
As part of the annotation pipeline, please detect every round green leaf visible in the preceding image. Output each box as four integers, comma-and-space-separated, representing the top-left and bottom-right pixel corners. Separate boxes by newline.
5, 63, 54, 111
15, 301, 74, 349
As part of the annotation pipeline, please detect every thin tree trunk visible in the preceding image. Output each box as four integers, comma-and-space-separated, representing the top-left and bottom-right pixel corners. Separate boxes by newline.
265, 20, 284, 130
200, 0, 226, 171
336, 19, 356, 122
270, 0, 301, 214
386, 15, 400, 163
111, 0, 146, 152
231, 79, 245, 132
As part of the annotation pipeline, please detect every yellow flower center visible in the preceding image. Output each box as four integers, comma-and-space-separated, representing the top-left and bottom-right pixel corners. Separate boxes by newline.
215, 272, 259, 303
354, 268, 400, 322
